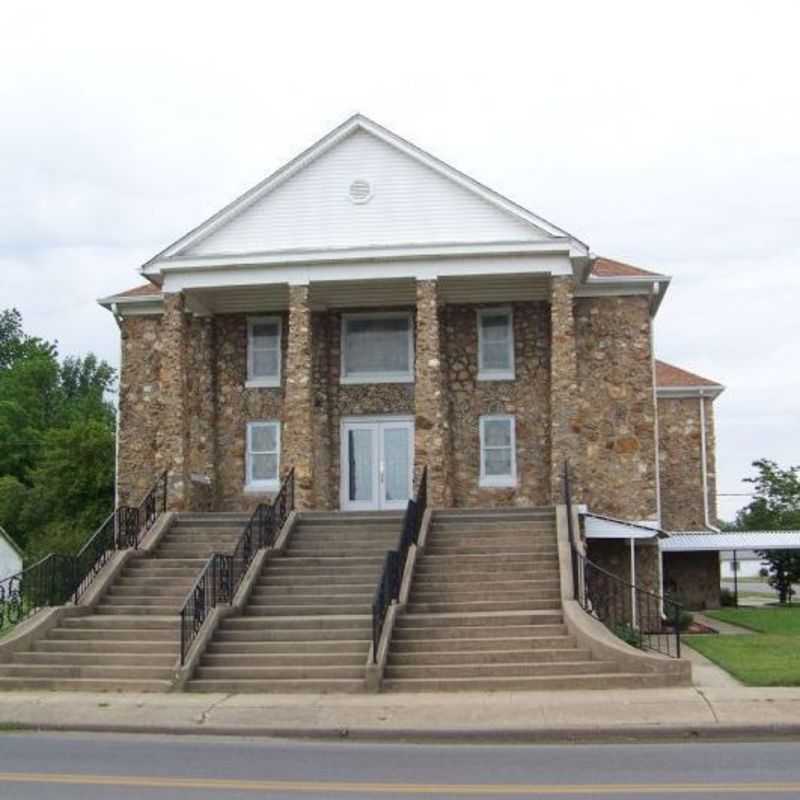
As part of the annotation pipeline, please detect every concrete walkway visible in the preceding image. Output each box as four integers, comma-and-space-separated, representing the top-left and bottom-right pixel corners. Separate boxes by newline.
1, 686, 800, 741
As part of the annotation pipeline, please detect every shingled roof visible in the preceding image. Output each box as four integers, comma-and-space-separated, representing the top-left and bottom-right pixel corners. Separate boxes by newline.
116, 283, 161, 297
591, 257, 663, 278
655, 360, 721, 388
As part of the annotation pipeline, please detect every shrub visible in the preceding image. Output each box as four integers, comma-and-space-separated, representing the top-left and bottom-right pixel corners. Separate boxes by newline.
759, 567, 769, 578
612, 622, 641, 648
678, 610, 695, 631
721, 588, 737, 607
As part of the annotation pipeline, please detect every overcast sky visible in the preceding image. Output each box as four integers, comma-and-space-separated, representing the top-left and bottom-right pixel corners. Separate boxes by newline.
2, 1, 798, 521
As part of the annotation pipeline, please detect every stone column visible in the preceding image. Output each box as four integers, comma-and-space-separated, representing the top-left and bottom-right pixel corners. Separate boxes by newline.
283, 285, 315, 510
550, 275, 580, 504
414, 279, 452, 507
158, 292, 191, 511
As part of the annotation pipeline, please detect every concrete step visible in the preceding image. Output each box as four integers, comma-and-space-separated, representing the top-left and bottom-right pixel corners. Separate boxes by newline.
102, 594, 187, 606
109, 584, 194, 597
261, 573, 381, 586
95, 605, 180, 616
127, 558, 207, 568
188, 678, 365, 693
410, 588, 562, 603
0, 663, 174, 679
250, 578, 376, 598
194, 664, 365, 680
0, 677, 172, 692
268, 556, 386, 568
249, 592, 374, 605
427, 533, 556, 545
412, 576, 560, 590
420, 553, 558, 565
392, 624, 565, 642
265, 566, 383, 580
245, 603, 372, 617
388, 648, 593, 666
285, 547, 393, 558
395, 610, 562, 629
59, 616, 178, 630
390, 633, 573, 652
424, 545, 557, 557
381, 672, 680, 693
406, 599, 561, 615
223, 615, 371, 632
13, 651, 176, 667
47, 628, 178, 642
384, 660, 616, 680
202, 652, 366, 667
433, 509, 554, 522
413, 568, 557, 583
207, 640, 369, 655
297, 512, 404, 524
33, 639, 177, 654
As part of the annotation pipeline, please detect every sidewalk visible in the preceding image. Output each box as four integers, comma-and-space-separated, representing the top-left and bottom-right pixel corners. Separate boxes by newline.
2, 686, 800, 742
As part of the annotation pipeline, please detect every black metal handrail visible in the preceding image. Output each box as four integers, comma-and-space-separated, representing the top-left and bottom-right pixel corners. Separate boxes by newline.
179, 553, 229, 665
371, 467, 427, 662
116, 471, 168, 549
178, 468, 295, 665
563, 461, 682, 658
0, 471, 168, 632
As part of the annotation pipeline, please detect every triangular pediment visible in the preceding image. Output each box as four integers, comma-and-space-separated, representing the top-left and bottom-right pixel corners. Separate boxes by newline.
149, 116, 574, 267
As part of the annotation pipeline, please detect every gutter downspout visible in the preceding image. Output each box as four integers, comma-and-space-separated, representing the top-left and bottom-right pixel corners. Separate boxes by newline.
699, 392, 720, 532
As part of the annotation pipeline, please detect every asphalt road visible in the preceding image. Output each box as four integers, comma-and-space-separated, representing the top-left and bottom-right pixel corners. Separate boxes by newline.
1, 732, 800, 798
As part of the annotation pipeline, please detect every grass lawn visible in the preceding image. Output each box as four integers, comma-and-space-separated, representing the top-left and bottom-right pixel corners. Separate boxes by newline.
687, 607, 800, 686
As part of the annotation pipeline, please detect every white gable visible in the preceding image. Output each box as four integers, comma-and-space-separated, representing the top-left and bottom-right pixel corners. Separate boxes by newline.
183, 129, 549, 257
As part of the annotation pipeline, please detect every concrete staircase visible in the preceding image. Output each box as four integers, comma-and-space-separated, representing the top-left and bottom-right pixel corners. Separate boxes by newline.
383, 508, 654, 691
188, 511, 402, 693
0, 513, 246, 691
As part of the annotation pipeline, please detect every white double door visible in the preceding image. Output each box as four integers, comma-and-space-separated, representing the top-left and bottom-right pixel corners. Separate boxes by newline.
341, 416, 414, 511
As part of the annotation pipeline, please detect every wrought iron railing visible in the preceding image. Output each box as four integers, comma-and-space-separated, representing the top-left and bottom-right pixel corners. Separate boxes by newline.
72, 511, 118, 603
116, 471, 168, 549
178, 468, 295, 665
562, 461, 682, 658
180, 553, 229, 665
371, 467, 427, 662
0, 471, 168, 632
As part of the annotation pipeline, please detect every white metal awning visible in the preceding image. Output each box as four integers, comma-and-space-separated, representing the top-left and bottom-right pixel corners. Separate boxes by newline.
582, 513, 665, 540
662, 531, 800, 552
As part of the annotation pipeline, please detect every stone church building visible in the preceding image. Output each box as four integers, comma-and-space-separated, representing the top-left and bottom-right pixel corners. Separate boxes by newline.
100, 114, 724, 608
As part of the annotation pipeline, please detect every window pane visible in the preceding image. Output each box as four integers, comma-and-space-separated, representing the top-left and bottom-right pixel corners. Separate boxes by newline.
348, 429, 374, 502
253, 348, 279, 377
345, 317, 410, 375
483, 419, 511, 448
482, 314, 510, 343
251, 424, 277, 453
482, 341, 510, 371
252, 453, 278, 481
484, 448, 512, 477
252, 321, 279, 347
384, 427, 410, 502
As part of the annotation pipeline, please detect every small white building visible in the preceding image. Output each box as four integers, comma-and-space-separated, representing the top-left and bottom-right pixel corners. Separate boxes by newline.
0, 526, 23, 582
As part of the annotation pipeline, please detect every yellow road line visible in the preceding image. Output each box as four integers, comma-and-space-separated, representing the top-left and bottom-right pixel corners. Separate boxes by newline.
0, 772, 799, 795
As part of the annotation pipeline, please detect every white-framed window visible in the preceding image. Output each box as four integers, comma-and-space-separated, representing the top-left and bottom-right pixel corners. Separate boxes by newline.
247, 316, 281, 387
245, 421, 280, 490
477, 307, 514, 381
479, 415, 517, 488
340, 312, 414, 384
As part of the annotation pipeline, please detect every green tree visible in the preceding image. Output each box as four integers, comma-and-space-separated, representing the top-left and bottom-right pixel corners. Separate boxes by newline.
0, 308, 117, 561
736, 459, 800, 604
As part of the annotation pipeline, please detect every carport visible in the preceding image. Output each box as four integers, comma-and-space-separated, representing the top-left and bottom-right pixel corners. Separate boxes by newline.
662, 531, 800, 607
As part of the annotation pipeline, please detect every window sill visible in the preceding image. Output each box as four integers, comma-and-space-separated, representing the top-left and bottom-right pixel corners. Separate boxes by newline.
477, 371, 515, 382
479, 478, 518, 489
340, 374, 414, 385
244, 482, 278, 494
245, 378, 280, 389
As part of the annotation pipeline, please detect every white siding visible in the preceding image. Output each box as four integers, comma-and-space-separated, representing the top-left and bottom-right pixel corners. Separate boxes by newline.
187, 130, 545, 256
0, 534, 21, 582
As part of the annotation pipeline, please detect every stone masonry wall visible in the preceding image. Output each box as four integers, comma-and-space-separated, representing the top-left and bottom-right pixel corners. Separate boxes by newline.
663, 551, 721, 610
575, 296, 658, 520
444, 301, 551, 508
117, 316, 163, 506
658, 396, 718, 530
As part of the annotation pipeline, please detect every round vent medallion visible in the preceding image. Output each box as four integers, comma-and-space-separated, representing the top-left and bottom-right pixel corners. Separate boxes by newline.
349, 179, 372, 204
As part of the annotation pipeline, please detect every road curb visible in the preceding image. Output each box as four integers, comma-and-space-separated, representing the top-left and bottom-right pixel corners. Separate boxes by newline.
5, 721, 800, 744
